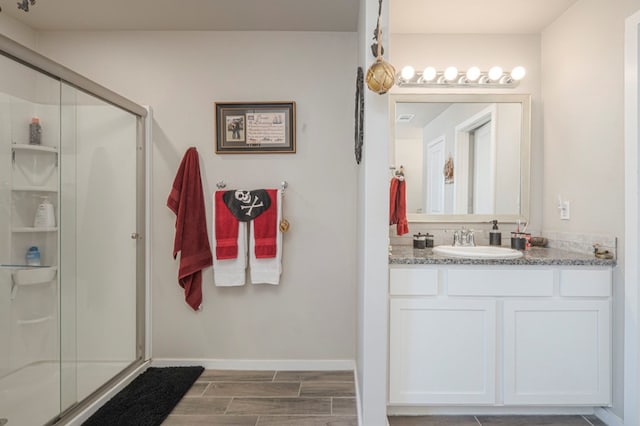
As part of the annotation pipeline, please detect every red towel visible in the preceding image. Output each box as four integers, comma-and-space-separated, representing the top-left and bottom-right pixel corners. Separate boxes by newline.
389, 178, 409, 236
167, 147, 213, 311
215, 190, 240, 259
253, 189, 278, 258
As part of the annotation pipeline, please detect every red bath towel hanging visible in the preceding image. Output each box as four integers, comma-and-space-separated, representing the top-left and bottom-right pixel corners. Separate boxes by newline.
167, 147, 213, 311
215, 190, 240, 259
389, 177, 409, 236
253, 189, 278, 258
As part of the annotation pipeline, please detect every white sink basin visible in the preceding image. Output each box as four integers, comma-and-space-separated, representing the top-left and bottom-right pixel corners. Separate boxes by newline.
433, 245, 523, 259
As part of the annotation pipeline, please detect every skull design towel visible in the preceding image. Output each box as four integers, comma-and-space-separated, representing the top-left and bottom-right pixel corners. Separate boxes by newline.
213, 189, 281, 286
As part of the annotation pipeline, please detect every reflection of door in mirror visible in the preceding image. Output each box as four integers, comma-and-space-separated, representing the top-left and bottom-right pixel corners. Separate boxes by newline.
426, 136, 445, 214
453, 105, 496, 215
472, 121, 493, 214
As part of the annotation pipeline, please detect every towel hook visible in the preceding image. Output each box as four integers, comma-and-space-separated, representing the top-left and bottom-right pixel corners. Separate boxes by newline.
280, 181, 288, 193
216, 181, 226, 189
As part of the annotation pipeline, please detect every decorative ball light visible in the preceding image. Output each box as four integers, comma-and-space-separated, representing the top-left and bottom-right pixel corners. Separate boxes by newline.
366, 60, 396, 95
366, 0, 396, 95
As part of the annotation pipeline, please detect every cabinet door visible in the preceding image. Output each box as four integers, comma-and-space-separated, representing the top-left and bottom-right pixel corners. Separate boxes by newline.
389, 298, 497, 404
503, 300, 611, 405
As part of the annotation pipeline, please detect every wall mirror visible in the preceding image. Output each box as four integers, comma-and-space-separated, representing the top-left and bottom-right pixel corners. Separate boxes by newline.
390, 93, 531, 223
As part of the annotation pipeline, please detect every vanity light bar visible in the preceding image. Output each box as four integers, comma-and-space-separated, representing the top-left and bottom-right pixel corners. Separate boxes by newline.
396, 66, 526, 88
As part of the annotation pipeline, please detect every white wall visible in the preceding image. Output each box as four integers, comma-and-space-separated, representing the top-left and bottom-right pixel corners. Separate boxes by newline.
542, 0, 640, 420
395, 136, 423, 214
37, 30, 358, 362
0, 14, 37, 49
389, 34, 543, 228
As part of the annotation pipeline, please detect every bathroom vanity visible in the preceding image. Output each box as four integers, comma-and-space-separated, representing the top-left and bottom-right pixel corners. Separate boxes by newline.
388, 246, 615, 409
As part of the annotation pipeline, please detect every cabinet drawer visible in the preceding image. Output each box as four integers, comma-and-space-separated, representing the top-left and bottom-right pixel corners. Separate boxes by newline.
448, 269, 553, 296
390, 268, 438, 296
560, 269, 611, 297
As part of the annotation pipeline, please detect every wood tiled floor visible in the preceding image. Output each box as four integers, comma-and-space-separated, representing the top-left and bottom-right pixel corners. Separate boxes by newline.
388, 415, 607, 426
163, 370, 358, 426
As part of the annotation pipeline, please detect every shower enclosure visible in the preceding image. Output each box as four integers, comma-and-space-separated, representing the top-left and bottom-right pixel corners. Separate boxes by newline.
0, 35, 147, 425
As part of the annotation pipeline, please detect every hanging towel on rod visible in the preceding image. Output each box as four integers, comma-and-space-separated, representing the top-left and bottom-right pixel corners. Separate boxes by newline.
167, 147, 213, 310
389, 176, 409, 236
213, 190, 247, 286
250, 189, 282, 284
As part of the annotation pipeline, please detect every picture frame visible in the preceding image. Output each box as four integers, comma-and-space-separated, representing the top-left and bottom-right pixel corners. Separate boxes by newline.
215, 102, 296, 154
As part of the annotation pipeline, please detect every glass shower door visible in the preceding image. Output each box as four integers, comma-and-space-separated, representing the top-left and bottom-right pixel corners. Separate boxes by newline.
0, 53, 62, 426
60, 84, 140, 412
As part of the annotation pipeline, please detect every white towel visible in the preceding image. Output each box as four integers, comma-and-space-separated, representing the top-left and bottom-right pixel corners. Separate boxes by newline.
249, 189, 283, 285
212, 196, 247, 286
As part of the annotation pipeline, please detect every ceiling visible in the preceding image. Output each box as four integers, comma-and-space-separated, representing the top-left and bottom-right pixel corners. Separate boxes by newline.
1, 0, 577, 33
0, 0, 360, 31
390, 0, 578, 34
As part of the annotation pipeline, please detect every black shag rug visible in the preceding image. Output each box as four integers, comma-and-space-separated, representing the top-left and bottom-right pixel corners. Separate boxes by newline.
83, 366, 204, 426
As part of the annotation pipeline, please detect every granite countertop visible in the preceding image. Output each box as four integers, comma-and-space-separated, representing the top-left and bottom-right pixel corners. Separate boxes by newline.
389, 245, 617, 266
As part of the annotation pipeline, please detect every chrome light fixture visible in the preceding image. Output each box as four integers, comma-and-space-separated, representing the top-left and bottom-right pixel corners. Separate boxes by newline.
396, 65, 526, 88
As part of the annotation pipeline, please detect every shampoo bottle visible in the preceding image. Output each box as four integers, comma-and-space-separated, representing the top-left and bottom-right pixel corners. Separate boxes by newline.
489, 220, 502, 246
34, 196, 55, 228
29, 117, 41, 145
26, 246, 41, 266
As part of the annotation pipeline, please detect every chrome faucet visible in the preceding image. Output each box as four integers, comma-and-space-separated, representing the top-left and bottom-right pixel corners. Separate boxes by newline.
453, 228, 475, 247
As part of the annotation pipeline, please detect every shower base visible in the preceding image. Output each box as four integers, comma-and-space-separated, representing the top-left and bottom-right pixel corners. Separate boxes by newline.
0, 360, 130, 426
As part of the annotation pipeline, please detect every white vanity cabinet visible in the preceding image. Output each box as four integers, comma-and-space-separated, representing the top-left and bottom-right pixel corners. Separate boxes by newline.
388, 264, 612, 407
389, 297, 497, 404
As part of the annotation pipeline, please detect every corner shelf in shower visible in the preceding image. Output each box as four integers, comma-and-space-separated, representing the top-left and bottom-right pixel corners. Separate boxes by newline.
11, 227, 58, 233
10, 266, 57, 285
10, 266, 58, 299
11, 144, 58, 153
11, 186, 58, 192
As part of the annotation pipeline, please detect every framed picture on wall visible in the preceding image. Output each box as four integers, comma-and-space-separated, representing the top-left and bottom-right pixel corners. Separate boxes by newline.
215, 102, 296, 154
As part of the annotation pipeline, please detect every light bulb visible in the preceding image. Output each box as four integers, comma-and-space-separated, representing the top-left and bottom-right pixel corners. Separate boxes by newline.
511, 66, 526, 81
422, 67, 437, 81
444, 66, 458, 81
488, 66, 503, 81
466, 67, 481, 82
401, 66, 415, 81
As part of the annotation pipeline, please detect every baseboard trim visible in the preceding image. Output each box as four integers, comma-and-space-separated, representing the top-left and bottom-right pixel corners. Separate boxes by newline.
387, 406, 597, 416
64, 360, 151, 426
150, 358, 356, 371
594, 407, 624, 426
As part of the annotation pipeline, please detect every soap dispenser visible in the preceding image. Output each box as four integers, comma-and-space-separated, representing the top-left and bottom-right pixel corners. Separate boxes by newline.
489, 220, 502, 246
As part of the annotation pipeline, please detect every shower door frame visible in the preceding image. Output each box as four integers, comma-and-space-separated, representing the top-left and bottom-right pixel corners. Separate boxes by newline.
0, 33, 149, 424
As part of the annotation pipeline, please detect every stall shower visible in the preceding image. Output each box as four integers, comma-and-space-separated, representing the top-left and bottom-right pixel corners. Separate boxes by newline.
0, 35, 147, 425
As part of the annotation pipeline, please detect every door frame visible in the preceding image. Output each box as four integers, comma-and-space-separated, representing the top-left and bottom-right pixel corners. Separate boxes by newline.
624, 9, 640, 426
453, 105, 497, 215
425, 135, 446, 214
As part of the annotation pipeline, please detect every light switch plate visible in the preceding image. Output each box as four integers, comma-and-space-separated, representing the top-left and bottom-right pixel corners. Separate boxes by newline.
560, 201, 571, 220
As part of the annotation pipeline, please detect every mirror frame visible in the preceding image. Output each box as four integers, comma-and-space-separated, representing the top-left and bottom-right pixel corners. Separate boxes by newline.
390, 93, 531, 223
